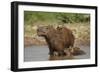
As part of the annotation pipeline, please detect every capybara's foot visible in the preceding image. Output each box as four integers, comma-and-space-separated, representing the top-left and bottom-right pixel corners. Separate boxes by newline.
53, 51, 59, 56
64, 49, 72, 56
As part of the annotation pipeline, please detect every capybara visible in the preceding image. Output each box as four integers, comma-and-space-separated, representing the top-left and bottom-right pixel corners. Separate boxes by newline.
37, 26, 75, 56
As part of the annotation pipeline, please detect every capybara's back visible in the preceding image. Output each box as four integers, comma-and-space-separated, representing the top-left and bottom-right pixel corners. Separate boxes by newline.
57, 26, 75, 48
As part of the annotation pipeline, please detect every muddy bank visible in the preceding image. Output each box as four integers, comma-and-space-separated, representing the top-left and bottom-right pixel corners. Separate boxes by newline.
24, 37, 47, 47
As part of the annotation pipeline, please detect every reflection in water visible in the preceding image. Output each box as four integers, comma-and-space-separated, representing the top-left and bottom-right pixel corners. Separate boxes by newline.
24, 46, 90, 62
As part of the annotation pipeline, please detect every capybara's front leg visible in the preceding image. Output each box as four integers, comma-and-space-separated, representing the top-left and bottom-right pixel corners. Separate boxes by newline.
49, 48, 54, 56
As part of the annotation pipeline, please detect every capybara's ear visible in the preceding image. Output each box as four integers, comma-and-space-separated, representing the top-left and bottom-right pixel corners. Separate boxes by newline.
57, 26, 62, 30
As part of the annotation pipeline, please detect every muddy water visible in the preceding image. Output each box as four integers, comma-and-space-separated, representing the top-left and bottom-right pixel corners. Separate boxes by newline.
24, 46, 90, 62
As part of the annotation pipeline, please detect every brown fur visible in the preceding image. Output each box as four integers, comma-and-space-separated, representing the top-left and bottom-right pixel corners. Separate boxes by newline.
37, 26, 75, 56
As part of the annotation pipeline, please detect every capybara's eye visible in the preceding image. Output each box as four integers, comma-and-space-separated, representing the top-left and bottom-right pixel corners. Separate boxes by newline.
46, 27, 49, 29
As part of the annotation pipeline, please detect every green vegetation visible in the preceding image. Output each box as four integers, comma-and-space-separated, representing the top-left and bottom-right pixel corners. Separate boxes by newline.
24, 11, 90, 26
24, 11, 90, 47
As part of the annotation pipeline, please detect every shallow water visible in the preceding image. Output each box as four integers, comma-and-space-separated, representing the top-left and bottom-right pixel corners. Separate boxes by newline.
24, 46, 90, 62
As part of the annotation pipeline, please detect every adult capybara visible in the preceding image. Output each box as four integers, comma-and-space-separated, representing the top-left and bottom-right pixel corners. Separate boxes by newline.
37, 26, 75, 56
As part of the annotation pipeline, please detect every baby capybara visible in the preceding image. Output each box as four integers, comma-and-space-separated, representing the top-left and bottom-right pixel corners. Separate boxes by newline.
37, 26, 75, 56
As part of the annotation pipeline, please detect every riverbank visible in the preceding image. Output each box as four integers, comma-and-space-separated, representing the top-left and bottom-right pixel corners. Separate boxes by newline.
24, 23, 90, 47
